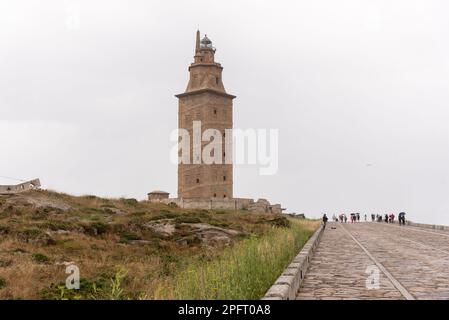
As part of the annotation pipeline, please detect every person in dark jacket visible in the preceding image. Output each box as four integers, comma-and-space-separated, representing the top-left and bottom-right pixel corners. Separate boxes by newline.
322, 214, 329, 229
398, 212, 406, 226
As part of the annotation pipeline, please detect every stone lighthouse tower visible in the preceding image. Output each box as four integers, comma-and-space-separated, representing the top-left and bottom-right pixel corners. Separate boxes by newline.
176, 31, 235, 199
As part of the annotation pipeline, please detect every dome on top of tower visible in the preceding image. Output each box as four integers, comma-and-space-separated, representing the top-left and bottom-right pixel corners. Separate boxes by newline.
200, 35, 213, 48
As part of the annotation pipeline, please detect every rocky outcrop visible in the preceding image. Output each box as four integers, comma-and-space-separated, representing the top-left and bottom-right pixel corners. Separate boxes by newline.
143, 220, 245, 246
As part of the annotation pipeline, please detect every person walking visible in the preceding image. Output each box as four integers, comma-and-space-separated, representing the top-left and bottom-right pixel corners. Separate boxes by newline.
390, 213, 395, 223
364, 214, 367, 221
322, 213, 329, 229
356, 213, 360, 222
371, 214, 375, 222
399, 212, 406, 226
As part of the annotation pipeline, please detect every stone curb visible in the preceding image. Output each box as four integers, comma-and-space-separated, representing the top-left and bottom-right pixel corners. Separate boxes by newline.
406, 221, 449, 231
262, 224, 325, 300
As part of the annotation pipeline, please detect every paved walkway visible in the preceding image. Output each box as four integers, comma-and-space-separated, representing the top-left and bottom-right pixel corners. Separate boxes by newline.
296, 222, 449, 300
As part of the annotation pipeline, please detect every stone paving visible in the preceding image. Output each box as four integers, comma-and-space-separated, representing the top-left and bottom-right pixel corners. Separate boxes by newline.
296, 222, 449, 300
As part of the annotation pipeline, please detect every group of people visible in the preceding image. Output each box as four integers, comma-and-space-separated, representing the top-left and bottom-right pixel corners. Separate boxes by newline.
323, 211, 407, 228
370, 212, 406, 225
331, 213, 363, 223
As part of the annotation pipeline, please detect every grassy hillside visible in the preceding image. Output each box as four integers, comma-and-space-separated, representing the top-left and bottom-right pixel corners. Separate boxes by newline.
0, 190, 319, 300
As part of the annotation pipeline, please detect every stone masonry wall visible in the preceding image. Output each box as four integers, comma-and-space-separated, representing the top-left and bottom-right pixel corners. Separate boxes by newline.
0, 179, 41, 195
155, 197, 283, 214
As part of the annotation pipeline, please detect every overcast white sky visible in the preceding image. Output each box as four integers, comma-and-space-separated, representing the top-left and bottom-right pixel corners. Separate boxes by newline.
1, 0, 448, 224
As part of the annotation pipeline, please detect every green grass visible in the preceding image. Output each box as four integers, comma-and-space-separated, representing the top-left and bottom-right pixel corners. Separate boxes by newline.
155, 219, 315, 299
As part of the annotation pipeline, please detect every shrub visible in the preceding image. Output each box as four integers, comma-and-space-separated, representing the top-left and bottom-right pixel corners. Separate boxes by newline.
83, 195, 98, 200
32, 253, 50, 263
82, 222, 110, 236
41, 277, 107, 300
40, 269, 129, 300
0, 225, 10, 235
266, 216, 290, 228
120, 232, 141, 241
175, 216, 202, 224
208, 220, 230, 228
16, 229, 56, 245
13, 248, 27, 254
0, 277, 6, 289
122, 198, 138, 206
81, 207, 104, 216
148, 211, 180, 221
0, 259, 13, 267
44, 220, 72, 231
131, 211, 147, 217
100, 203, 117, 209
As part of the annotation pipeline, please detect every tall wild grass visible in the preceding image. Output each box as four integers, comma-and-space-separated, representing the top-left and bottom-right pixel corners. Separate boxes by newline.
155, 219, 317, 299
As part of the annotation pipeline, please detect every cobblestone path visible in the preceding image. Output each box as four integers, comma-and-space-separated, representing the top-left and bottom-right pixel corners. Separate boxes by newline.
296, 222, 449, 300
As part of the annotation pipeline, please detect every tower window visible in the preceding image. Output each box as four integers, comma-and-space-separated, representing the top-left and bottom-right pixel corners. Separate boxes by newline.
216, 77, 219, 85
223, 194, 227, 198
223, 176, 226, 181
196, 178, 200, 184
214, 193, 217, 197
213, 109, 217, 115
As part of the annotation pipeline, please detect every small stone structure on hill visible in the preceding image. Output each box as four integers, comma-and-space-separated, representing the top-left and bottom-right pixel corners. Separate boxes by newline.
147, 190, 169, 202
0, 179, 41, 195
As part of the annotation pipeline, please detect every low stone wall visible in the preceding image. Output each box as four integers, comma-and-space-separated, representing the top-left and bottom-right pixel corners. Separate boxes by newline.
158, 197, 283, 214
160, 198, 248, 210
262, 224, 324, 300
0, 179, 41, 195
406, 221, 449, 232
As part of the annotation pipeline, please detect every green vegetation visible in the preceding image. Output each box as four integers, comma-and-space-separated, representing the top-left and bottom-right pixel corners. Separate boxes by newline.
156, 219, 314, 299
0, 190, 318, 299
0, 277, 6, 289
32, 253, 50, 264
42, 269, 130, 300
